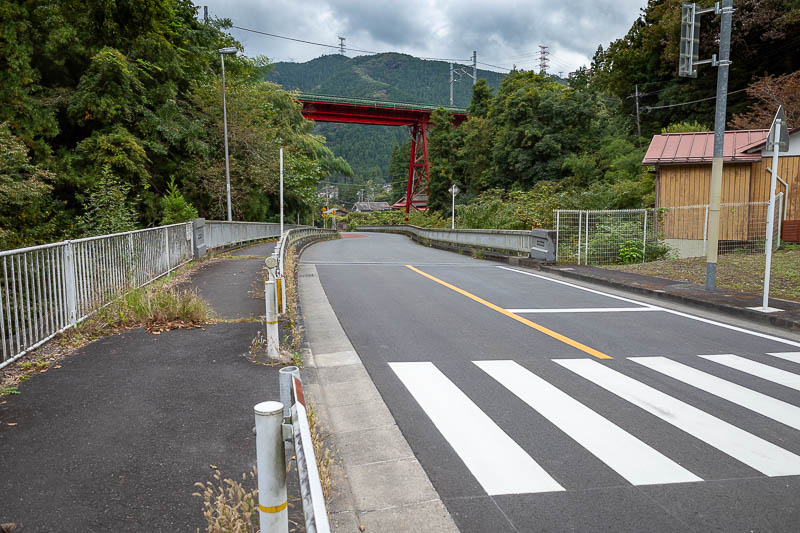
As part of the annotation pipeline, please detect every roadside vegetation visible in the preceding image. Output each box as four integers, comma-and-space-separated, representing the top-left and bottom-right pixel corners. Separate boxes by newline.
609, 244, 800, 302
0, 263, 211, 397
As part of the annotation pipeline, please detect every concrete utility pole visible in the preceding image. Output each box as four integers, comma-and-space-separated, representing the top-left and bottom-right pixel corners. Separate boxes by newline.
279, 147, 284, 237
705, 0, 734, 289
472, 51, 477, 86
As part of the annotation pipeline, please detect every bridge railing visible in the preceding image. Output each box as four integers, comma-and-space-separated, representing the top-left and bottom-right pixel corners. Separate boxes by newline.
0, 220, 300, 369
297, 93, 467, 114
356, 225, 533, 254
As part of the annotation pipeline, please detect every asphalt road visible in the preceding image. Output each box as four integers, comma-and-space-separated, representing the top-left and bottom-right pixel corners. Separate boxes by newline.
303, 232, 800, 533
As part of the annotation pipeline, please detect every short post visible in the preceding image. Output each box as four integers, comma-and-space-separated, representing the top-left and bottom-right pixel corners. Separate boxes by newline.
63, 242, 78, 326
265, 279, 280, 360
642, 210, 648, 264
555, 211, 560, 263
577, 212, 582, 265
279, 366, 300, 419
254, 401, 288, 533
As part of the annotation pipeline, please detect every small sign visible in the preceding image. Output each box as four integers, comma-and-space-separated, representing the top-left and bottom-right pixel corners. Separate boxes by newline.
766, 106, 789, 152
449, 184, 460, 196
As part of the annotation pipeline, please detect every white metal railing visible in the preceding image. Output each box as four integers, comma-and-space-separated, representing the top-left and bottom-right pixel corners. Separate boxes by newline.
0, 223, 194, 368
555, 195, 784, 265
275, 227, 337, 278
1, 220, 298, 368
356, 225, 533, 254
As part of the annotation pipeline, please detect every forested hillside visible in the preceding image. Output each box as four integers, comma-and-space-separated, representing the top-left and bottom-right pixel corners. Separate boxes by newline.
0, 0, 346, 249
266, 53, 507, 198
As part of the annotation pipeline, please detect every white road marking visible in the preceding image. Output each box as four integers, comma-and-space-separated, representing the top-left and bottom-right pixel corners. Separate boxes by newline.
475, 360, 701, 485
389, 361, 564, 495
555, 359, 800, 477
767, 352, 800, 364
631, 356, 800, 431
496, 266, 656, 308
701, 354, 800, 392
497, 266, 800, 348
506, 307, 660, 314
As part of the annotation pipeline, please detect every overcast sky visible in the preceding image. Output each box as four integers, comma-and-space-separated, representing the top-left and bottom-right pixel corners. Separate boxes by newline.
201, 0, 647, 74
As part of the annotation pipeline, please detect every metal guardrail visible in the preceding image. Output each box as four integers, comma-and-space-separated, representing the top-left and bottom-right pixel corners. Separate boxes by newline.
356, 225, 533, 254
0, 223, 194, 368
275, 227, 337, 278
0, 220, 301, 368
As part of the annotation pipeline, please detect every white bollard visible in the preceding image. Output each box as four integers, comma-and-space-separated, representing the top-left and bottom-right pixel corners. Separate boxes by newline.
279, 366, 300, 419
254, 401, 288, 533
265, 279, 280, 360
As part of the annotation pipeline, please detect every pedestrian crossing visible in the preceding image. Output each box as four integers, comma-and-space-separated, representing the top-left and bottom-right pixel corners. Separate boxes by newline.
389, 352, 800, 496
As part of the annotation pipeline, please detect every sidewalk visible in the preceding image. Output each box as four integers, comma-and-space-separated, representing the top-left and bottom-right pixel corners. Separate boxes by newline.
0, 241, 303, 532
538, 264, 800, 331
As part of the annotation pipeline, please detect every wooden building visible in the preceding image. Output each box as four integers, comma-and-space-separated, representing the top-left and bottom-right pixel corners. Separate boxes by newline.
643, 129, 800, 243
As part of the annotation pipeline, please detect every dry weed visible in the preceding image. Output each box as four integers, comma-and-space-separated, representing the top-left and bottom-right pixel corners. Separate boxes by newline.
194, 467, 259, 533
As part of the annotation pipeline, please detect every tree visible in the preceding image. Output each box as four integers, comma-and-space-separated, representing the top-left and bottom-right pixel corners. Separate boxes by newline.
427, 108, 464, 213
79, 165, 138, 237
731, 69, 800, 129
160, 177, 198, 224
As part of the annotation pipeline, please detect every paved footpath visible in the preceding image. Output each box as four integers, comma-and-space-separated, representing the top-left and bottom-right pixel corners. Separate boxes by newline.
0, 241, 303, 532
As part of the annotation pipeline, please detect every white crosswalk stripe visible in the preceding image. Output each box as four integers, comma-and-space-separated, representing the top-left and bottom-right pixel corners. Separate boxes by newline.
701, 353, 800, 392
556, 358, 800, 477
390, 354, 800, 496
631, 356, 800, 431
767, 352, 800, 364
475, 360, 701, 485
389, 361, 565, 495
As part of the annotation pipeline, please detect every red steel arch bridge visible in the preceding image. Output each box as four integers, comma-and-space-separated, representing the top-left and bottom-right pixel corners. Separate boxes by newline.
296, 94, 467, 219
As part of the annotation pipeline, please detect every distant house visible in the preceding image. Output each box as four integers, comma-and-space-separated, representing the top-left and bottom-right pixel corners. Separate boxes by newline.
643, 128, 800, 244
351, 201, 390, 213
390, 193, 428, 211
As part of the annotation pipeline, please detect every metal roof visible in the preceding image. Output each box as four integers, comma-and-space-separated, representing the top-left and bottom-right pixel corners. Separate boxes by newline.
642, 130, 768, 165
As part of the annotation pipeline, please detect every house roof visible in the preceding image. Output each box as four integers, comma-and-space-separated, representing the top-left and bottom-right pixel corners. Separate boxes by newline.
352, 201, 390, 212
741, 127, 800, 153
642, 130, 768, 165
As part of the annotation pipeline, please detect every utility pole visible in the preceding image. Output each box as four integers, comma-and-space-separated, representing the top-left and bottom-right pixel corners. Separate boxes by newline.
449, 63, 454, 106
472, 51, 477, 86
203, 6, 208, 21
538, 45, 549, 74
279, 147, 284, 237
634, 84, 642, 144
338, 36, 346, 55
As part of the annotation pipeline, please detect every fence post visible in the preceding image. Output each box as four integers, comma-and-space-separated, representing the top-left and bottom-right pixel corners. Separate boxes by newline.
279, 366, 300, 419
63, 242, 78, 326
703, 206, 709, 255
163, 227, 170, 272
642, 210, 648, 264
776, 192, 783, 250
584, 211, 590, 265
127, 233, 135, 288
265, 279, 280, 360
578, 211, 583, 266
254, 401, 288, 533
555, 211, 560, 263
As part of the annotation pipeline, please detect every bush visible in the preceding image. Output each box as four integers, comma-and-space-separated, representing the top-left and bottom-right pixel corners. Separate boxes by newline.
160, 177, 199, 225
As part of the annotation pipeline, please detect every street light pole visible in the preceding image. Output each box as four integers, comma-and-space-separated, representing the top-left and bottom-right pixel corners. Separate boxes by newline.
219, 47, 237, 221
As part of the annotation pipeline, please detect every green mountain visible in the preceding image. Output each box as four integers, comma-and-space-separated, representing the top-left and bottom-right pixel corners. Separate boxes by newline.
266, 53, 506, 189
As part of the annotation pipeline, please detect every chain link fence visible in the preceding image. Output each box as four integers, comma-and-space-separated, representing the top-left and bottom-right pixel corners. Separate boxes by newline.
555, 194, 784, 266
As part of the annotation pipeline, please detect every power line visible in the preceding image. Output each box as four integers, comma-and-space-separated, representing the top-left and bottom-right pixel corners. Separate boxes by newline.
641, 88, 747, 111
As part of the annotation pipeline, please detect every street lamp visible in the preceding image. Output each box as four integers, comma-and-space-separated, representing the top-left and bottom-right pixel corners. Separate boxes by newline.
219, 47, 237, 221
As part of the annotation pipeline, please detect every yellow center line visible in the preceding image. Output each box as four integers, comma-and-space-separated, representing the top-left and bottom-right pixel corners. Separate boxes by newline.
405, 265, 612, 360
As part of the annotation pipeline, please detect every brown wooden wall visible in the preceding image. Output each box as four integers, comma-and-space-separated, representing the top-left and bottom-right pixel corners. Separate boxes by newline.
656, 163, 751, 240
750, 155, 800, 220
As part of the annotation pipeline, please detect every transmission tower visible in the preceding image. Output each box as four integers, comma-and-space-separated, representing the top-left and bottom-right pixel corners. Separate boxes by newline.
538, 45, 550, 74
338, 36, 346, 55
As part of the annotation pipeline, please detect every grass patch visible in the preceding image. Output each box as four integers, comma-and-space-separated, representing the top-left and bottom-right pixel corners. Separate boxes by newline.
306, 395, 335, 503
1, 263, 212, 396
608, 245, 800, 301
194, 467, 259, 533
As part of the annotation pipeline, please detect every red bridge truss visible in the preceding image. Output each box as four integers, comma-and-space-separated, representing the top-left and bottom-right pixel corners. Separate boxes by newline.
296, 94, 467, 219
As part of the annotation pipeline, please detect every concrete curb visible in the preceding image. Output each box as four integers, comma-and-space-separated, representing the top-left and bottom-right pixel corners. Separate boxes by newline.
356, 227, 800, 333
297, 261, 459, 533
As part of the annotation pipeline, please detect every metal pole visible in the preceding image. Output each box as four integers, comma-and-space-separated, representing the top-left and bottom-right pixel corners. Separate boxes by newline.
585, 211, 590, 265
280, 147, 284, 237
452, 187, 456, 230
762, 119, 781, 309
642, 210, 648, 263
577, 212, 582, 265
221, 53, 233, 222
555, 211, 560, 263
279, 366, 300, 419
705, 0, 734, 289
472, 51, 477, 86
265, 279, 279, 360
254, 401, 288, 533
449, 63, 454, 106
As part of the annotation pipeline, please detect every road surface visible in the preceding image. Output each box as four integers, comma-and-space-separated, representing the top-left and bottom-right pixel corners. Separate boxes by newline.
304, 232, 800, 532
